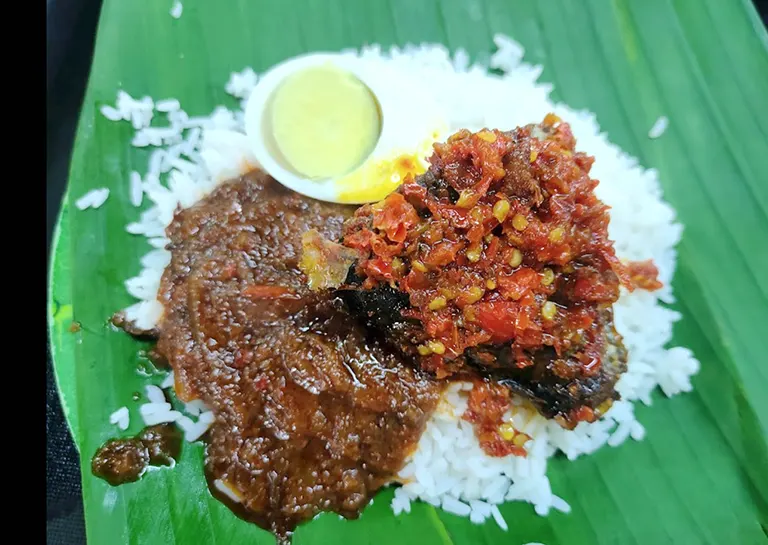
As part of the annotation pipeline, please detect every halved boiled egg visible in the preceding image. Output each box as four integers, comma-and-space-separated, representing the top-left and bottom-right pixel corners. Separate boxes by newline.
243, 53, 447, 204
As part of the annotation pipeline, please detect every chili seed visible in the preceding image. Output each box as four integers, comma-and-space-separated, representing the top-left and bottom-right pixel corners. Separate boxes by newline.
492, 199, 510, 223
465, 286, 485, 304
466, 244, 482, 263
541, 268, 555, 286
456, 190, 475, 208
541, 301, 557, 320
417, 345, 432, 356
428, 296, 447, 310
499, 422, 516, 441
427, 340, 446, 355
549, 227, 564, 242
509, 248, 523, 268
512, 214, 529, 231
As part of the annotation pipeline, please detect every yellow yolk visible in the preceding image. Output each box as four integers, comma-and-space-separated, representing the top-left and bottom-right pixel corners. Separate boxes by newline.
334, 130, 441, 204
268, 64, 381, 179
335, 152, 427, 204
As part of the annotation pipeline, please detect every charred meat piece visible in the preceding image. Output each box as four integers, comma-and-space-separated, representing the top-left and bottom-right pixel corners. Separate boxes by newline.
339, 284, 628, 427
471, 309, 628, 426
301, 115, 660, 426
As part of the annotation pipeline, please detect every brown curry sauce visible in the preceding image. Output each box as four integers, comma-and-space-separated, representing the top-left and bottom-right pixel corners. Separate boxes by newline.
92, 423, 182, 486
113, 172, 441, 540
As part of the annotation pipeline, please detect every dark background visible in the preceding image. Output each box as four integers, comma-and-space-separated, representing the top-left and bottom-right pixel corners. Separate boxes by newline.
47, 1, 103, 542
45, 1, 768, 543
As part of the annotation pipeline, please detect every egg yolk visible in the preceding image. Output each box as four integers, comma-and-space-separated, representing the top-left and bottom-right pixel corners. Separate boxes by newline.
268, 64, 381, 179
335, 153, 428, 204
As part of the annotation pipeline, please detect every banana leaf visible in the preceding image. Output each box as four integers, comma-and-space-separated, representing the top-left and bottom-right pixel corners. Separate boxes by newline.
48, 0, 768, 543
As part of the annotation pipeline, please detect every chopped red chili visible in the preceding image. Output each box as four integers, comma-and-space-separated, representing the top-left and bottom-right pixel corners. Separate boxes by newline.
627, 259, 663, 291
339, 116, 661, 377
462, 381, 528, 458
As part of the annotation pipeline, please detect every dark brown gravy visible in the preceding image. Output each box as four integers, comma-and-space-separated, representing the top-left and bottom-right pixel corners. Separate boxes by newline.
92, 424, 182, 486
146, 171, 440, 539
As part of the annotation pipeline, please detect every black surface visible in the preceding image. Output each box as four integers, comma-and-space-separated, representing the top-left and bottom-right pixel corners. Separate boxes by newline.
45, 1, 768, 544
47, 0, 102, 543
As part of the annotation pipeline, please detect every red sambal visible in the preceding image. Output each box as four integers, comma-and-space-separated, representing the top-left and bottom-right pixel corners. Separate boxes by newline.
462, 381, 530, 457
336, 115, 660, 378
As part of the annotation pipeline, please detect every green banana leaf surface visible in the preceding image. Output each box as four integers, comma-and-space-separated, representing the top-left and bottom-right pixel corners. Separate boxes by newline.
48, 0, 768, 543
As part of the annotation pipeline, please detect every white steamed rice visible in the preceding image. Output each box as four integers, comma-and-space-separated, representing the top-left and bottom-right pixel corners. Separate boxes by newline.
76, 187, 110, 210
109, 406, 130, 431
648, 115, 669, 139
97, 34, 699, 530
170, 1, 183, 19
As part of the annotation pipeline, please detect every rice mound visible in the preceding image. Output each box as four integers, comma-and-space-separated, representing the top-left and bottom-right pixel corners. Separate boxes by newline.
100, 34, 699, 529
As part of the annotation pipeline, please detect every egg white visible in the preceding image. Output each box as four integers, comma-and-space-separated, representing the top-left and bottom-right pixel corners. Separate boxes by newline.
244, 53, 447, 204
